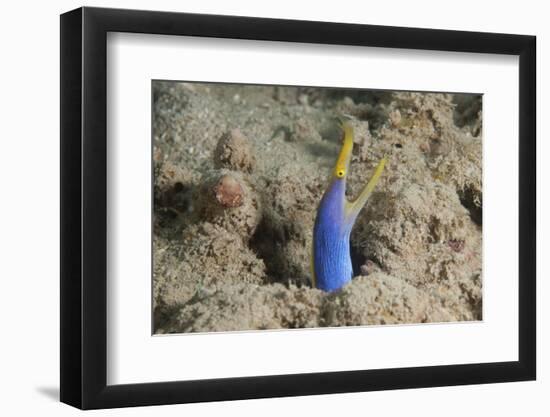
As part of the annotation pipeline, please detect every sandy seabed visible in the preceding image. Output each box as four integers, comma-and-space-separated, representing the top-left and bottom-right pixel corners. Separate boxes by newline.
152, 81, 482, 334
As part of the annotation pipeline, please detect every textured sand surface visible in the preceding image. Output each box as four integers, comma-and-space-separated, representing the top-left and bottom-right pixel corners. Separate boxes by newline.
152, 82, 482, 334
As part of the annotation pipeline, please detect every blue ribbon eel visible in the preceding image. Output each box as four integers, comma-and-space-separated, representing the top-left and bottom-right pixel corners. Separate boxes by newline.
311, 122, 386, 292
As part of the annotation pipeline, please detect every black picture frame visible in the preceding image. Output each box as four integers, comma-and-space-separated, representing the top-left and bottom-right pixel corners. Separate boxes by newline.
60, 6, 536, 410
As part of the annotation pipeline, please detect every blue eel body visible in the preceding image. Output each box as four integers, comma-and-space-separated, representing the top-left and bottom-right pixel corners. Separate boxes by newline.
313, 179, 354, 292
312, 122, 386, 292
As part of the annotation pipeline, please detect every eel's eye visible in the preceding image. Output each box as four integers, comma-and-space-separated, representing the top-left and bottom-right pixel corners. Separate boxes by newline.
337, 169, 345, 178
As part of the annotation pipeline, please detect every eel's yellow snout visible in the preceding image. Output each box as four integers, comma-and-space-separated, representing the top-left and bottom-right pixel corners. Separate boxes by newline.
331, 121, 387, 217
333, 122, 354, 179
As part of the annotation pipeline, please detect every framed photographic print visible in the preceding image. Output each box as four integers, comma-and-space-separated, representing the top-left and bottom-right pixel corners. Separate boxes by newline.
60, 6, 536, 409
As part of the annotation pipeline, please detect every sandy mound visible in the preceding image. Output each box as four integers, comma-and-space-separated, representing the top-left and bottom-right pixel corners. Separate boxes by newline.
153, 82, 482, 333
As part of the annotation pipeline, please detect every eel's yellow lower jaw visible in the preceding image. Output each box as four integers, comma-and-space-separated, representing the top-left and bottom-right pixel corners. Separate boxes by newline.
333, 122, 354, 179
346, 156, 387, 220
361, 156, 386, 200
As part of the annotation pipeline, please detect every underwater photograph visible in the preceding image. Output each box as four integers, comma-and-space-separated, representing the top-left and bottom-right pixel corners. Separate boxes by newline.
152, 80, 482, 334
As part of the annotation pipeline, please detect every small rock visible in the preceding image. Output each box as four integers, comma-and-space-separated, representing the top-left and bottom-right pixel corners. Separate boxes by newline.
214, 129, 256, 173
213, 175, 244, 208
292, 119, 322, 142
343, 96, 355, 107
389, 109, 402, 127
360, 260, 378, 276
196, 170, 261, 240
298, 94, 309, 106
447, 239, 465, 253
